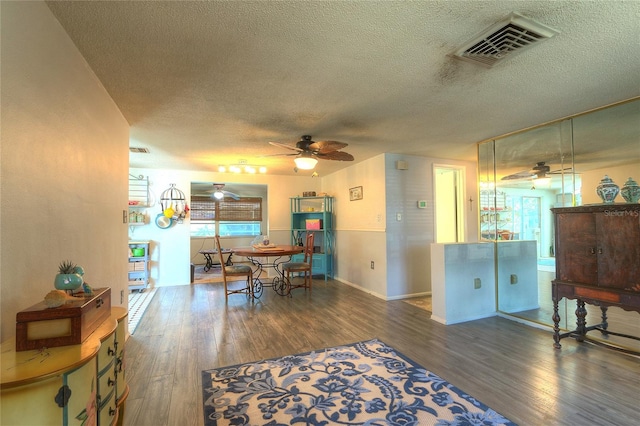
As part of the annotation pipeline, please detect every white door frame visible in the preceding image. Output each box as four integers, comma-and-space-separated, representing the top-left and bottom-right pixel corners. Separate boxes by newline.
433, 164, 466, 243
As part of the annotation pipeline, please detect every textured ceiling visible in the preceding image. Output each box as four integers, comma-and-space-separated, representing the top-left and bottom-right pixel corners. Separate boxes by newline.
46, 1, 640, 176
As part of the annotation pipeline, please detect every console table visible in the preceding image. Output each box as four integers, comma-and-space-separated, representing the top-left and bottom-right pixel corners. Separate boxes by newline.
1, 307, 128, 425
551, 204, 640, 354
199, 248, 233, 272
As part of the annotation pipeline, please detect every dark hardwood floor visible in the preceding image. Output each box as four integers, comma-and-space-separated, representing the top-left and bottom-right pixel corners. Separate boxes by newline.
123, 279, 639, 426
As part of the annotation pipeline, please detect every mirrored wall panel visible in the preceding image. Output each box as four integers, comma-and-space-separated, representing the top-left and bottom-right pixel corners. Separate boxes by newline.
478, 98, 640, 352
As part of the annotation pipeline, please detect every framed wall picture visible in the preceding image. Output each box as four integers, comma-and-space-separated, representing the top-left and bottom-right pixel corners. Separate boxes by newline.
349, 186, 363, 201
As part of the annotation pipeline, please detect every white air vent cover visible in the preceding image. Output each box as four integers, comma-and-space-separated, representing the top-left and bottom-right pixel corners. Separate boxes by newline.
130, 147, 150, 153
453, 12, 559, 68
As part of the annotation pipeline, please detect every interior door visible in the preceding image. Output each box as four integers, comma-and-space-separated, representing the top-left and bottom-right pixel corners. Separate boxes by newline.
435, 165, 465, 243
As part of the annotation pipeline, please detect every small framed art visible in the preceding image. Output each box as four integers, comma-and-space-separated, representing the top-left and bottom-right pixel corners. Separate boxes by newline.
349, 186, 363, 201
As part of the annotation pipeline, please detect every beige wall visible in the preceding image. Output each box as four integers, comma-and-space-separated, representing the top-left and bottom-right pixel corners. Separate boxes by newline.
1, 2, 130, 340
581, 163, 640, 204
322, 155, 388, 296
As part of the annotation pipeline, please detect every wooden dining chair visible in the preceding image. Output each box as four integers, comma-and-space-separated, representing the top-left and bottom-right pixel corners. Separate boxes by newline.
215, 235, 253, 300
283, 232, 314, 292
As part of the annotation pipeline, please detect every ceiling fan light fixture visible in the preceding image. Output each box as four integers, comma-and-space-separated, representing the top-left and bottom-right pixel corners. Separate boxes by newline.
294, 155, 318, 170
533, 176, 551, 188
213, 190, 225, 199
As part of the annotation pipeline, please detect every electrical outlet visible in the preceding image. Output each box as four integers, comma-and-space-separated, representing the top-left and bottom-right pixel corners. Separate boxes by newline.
510, 274, 518, 285
474, 278, 481, 289
371, 261, 375, 269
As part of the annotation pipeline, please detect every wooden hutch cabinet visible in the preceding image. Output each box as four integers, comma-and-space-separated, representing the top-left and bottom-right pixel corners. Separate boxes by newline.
551, 204, 640, 351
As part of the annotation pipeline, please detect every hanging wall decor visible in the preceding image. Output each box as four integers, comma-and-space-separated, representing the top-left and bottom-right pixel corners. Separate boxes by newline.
158, 183, 189, 227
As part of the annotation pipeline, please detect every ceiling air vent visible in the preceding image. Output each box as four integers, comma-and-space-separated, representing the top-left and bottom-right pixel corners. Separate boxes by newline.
453, 12, 559, 68
129, 147, 150, 153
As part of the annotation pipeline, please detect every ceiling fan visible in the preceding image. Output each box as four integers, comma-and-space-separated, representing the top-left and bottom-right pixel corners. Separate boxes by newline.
209, 183, 239, 200
268, 135, 354, 169
501, 162, 571, 181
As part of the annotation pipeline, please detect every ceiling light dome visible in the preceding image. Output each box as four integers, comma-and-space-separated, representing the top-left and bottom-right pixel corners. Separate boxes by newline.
294, 155, 318, 170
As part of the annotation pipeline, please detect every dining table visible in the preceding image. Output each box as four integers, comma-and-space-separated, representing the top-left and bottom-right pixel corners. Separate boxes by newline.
231, 244, 304, 297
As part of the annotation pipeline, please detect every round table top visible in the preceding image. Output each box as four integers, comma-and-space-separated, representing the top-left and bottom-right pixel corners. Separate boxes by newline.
232, 245, 303, 257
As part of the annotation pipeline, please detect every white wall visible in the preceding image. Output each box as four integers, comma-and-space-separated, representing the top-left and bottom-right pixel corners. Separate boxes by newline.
321, 153, 478, 300
431, 242, 496, 324
385, 154, 478, 299
1, 2, 130, 340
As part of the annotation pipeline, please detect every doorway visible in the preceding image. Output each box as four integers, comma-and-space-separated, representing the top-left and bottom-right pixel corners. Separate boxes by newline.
434, 165, 465, 243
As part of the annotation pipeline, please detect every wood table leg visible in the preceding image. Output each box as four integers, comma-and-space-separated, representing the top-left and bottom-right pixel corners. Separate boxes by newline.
600, 306, 609, 334
552, 295, 561, 349
575, 299, 587, 342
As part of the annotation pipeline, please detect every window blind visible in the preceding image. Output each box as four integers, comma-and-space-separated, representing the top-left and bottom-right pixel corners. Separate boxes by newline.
190, 196, 262, 221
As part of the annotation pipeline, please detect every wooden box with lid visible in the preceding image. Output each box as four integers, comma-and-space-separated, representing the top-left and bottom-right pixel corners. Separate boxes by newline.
15, 287, 111, 351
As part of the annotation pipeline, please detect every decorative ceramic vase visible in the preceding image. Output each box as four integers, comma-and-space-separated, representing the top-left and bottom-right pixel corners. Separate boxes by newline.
596, 175, 619, 204
620, 177, 640, 203
54, 273, 84, 292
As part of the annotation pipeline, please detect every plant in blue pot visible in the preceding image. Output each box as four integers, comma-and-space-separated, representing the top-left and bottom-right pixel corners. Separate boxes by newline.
54, 260, 84, 294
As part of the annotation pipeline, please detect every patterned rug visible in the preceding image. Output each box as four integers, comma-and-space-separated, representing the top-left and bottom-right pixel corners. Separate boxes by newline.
202, 339, 516, 425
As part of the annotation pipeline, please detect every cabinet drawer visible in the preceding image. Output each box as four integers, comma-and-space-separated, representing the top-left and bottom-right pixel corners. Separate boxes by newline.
311, 254, 325, 274
98, 371, 116, 405
290, 254, 326, 274
98, 332, 116, 374
115, 313, 128, 402
98, 385, 117, 426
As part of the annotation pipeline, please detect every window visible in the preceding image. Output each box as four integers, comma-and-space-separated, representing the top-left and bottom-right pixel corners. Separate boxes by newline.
190, 196, 262, 237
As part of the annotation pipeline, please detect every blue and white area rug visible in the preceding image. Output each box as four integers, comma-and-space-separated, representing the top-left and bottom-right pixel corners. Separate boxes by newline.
202, 339, 516, 425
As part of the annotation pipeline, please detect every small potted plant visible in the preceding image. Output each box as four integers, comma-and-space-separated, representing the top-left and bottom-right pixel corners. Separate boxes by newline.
54, 260, 84, 293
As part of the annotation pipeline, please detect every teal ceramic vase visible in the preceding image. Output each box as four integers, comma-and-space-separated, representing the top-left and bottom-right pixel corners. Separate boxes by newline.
620, 177, 640, 203
54, 273, 84, 292
596, 175, 619, 204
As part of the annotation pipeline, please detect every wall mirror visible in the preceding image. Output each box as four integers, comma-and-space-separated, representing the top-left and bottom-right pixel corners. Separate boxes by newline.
478, 98, 639, 351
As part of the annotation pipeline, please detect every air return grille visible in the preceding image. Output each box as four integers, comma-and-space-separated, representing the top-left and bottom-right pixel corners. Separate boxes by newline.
129, 147, 150, 153
453, 12, 559, 68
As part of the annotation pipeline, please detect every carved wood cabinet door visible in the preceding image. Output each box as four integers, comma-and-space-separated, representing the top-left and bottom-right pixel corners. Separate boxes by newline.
554, 205, 640, 290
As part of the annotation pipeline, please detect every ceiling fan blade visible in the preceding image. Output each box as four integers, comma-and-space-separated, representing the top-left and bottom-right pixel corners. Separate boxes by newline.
260, 152, 299, 158
501, 171, 534, 180
224, 191, 240, 200
549, 167, 573, 174
316, 151, 354, 161
308, 140, 349, 154
269, 141, 302, 152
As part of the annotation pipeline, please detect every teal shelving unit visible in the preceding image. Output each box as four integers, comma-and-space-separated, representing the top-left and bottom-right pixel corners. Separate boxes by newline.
290, 196, 334, 281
